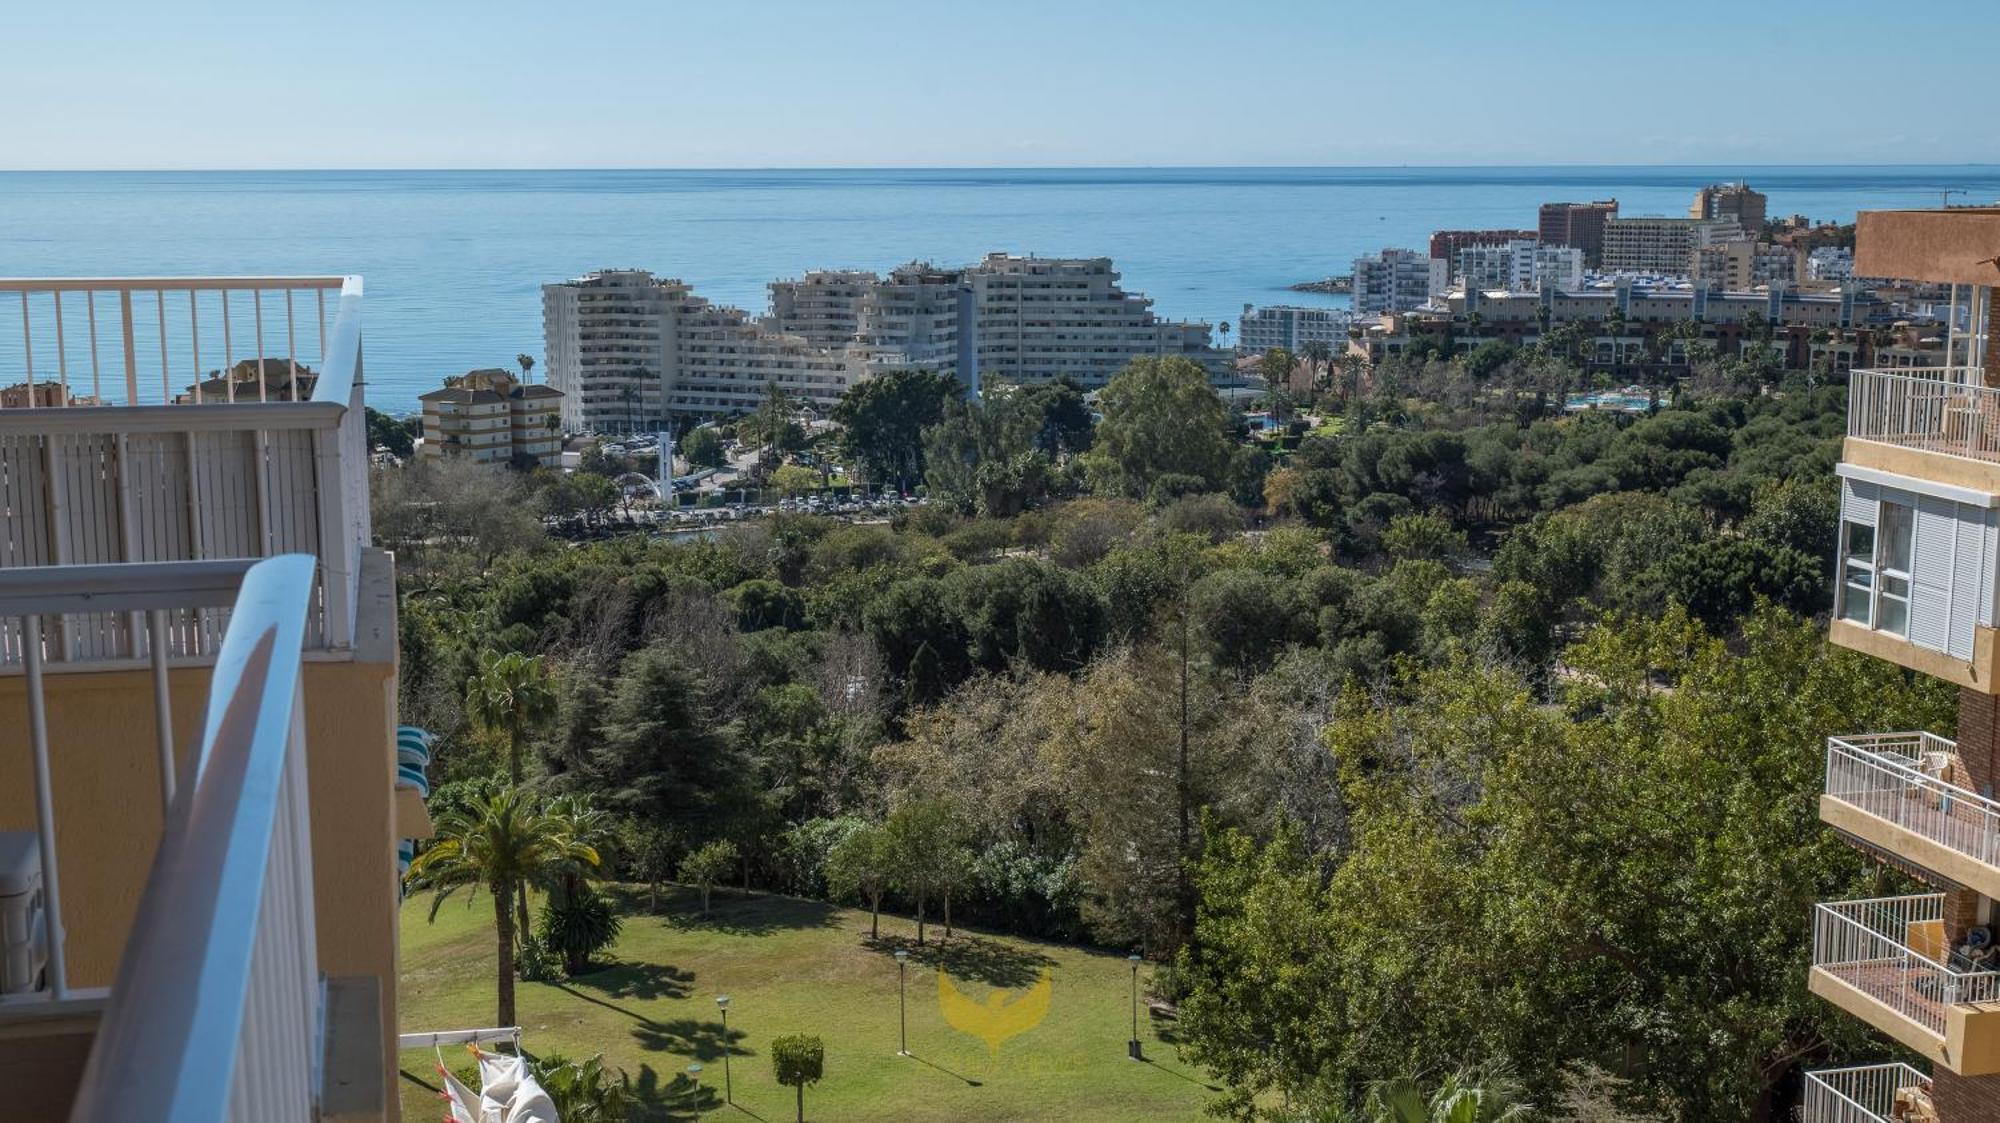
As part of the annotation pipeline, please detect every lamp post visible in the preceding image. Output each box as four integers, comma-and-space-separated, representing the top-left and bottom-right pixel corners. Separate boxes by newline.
687, 1063, 703, 1115
1127, 954, 1143, 1060
715, 995, 732, 1103
895, 948, 910, 1056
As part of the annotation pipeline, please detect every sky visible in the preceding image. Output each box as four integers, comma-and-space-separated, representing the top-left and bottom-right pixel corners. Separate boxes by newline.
4, 0, 1996, 170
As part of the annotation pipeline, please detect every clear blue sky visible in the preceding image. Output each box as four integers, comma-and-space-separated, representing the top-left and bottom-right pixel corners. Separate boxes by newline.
5, 0, 1994, 169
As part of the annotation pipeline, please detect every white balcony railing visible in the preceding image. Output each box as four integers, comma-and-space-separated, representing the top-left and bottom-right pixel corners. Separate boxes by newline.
1801, 1063, 1932, 1123
1825, 732, 2000, 868
0, 556, 324, 1121
1813, 893, 2000, 1037
0, 277, 368, 660
1847, 366, 1999, 464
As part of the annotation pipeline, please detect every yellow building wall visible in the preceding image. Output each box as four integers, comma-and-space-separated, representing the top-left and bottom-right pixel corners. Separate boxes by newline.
0, 652, 401, 1121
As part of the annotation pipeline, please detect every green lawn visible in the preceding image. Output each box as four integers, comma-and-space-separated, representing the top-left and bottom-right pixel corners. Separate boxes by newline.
397, 885, 1217, 1122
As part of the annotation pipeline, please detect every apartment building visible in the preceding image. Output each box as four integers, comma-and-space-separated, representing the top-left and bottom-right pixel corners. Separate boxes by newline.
541, 269, 676, 433
1537, 199, 1619, 266
1236, 303, 1354, 354
766, 269, 875, 347
1427, 229, 1538, 280
1600, 216, 1741, 275
1800, 206, 2000, 1123
953, 254, 1221, 388
1361, 278, 1909, 373
417, 367, 564, 467
1690, 238, 1799, 290
1809, 246, 1858, 281
852, 261, 972, 378
1690, 181, 1767, 230
0, 276, 408, 1121
1453, 240, 1584, 292
1352, 248, 1447, 314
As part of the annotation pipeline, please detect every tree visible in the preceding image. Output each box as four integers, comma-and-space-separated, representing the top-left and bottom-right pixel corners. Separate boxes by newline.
824, 822, 895, 938
465, 650, 557, 785
406, 787, 600, 1028
772, 463, 820, 498
1365, 1068, 1534, 1123
365, 406, 417, 458
679, 838, 740, 915
1081, 356, 1234, 500
538, 886, 622, 977
886, 799, 970, 944
517, 353, 536, 382
771, 1033, 825, 1123
681, 425, 726, 470
832, 369, 959, 489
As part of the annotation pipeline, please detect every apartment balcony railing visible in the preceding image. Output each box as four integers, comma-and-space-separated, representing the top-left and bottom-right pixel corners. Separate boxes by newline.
1847, 366, 1999, 465
1800, 1063, 1932, 1123
0, 556, 324, 1121
0, 277, 368, 660
1823, 733, 2000, 894
1811, 893, 2000, 1069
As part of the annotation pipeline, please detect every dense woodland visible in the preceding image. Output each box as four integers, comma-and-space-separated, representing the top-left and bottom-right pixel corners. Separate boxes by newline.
381, 346, 1947, 1121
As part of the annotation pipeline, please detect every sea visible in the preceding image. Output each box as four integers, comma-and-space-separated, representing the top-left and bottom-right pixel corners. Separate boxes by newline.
4, 165, 1999, 414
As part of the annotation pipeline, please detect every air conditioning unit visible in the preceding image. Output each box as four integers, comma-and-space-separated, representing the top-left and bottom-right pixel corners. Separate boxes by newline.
0, 832, 48, 994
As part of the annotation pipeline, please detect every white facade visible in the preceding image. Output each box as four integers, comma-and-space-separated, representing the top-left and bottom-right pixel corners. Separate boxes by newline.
766, 270, 876, 347
1236, 304, 1354, 354
1809, 247, 1857, 281
1352, 249, 1447, 314
1836, 466, 2000, 664
541, 270, 676, 433
1600, 217, 1739, 275
1454, 241, 1584, 292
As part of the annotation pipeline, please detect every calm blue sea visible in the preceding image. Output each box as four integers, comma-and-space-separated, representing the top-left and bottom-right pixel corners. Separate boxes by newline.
3, 166, 1998, 413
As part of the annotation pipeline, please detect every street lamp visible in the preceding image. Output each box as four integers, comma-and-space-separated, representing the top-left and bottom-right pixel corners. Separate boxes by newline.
895, 948, 910, 1056
686, 1063, 704, 1115
1127, 954, 1144, 1060
715, 995, 732, 1103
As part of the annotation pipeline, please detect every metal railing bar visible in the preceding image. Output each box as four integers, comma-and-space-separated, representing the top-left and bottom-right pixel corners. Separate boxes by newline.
0, 559, 260, 617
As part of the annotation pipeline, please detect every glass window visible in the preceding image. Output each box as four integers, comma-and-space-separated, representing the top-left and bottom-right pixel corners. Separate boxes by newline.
1845, 521, 1875, 561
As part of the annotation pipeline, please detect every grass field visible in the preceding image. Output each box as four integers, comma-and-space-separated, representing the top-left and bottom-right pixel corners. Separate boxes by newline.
396, 885, 1218, 1122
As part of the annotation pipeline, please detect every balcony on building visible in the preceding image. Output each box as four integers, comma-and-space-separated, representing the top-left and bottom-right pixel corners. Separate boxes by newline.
1801, 1062, 1934, 1123
1823, 733, 2000, 899
1832, 208, 2000, 688
0, 276, 405, 1121
1810, 893, 2000, 1074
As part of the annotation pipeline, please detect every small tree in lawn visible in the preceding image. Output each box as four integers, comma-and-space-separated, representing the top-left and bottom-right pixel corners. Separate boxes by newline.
824, 822, 894, 938
679, 839, 739, 916
886, 799, 967, 945
771, 1033, 824, 1123
934, 840, 976, 940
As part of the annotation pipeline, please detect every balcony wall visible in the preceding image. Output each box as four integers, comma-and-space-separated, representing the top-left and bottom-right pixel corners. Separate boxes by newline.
1811, 894, 2000, 1074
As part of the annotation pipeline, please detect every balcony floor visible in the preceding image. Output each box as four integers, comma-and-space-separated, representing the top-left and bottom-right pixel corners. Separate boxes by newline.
1820, 958, 1948, 1037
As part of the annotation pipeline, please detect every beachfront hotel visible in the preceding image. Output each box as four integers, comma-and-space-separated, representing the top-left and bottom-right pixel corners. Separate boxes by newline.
0, 275, 414, 1120
543, 254, 1226, 432
1801, 205, 2000, 1122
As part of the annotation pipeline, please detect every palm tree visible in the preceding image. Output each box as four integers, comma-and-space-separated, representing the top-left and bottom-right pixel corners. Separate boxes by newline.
465, 650, 557, 785
407, 788, 601, 1028
1364, 1067, 1533, 1123
544, 792, 617, 908
517, 353, 536, 383
1218, 321, 1232, 351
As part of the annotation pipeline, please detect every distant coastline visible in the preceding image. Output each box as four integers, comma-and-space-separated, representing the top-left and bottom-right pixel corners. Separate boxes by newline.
1289, 275, 1352, 294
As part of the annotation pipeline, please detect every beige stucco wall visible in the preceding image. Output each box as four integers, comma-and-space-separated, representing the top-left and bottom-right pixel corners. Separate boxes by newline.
0, 558, 402, 1120
1856, 209, 2000, 287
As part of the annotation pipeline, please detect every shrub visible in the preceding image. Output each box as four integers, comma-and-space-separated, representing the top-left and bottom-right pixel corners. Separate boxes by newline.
771, 1033, 825, 1123
531, 1052, 633, 1123
679, 839, 740, 915
537, 887, 622, 976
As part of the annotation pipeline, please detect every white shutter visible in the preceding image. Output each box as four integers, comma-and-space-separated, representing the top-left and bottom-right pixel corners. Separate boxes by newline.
1910, 495, 1954, 654
1844, 479, 1879, 526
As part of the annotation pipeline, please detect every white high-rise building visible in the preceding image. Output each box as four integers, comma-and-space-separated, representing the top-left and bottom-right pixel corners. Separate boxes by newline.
541, 269, 677, 433
1808, 246, 1856, 281
1453, 241, 1585, 292
1236, 304, 1354, 354
766, 270, 876, 347
1352, 248, 1447, 314
544, 254, 1228, 430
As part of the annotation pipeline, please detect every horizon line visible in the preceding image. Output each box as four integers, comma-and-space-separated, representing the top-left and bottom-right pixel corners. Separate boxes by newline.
3, 161, 2000, 175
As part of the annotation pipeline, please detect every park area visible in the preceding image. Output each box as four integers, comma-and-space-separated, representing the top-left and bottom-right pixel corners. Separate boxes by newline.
396, 885, 1216, 1122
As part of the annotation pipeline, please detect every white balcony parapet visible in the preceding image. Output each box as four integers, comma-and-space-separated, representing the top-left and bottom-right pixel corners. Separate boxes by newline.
1802, 1063, 1932, 1123
29, 556, 323, 1122
1812, 893, 2000, 1036
0, 276, 367, 660
1825, 732, 2000, 869
1847, 366, 1999, 464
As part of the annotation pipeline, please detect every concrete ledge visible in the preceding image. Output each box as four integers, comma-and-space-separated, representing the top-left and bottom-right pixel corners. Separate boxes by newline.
1810, 966, 1950, 1066
1844, 438, 2000, 500
1829, 618, 1998, 694
1820, 794, 2000, 900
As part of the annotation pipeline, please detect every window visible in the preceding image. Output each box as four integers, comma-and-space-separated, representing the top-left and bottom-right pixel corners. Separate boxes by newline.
1838, 500, 1913, 637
